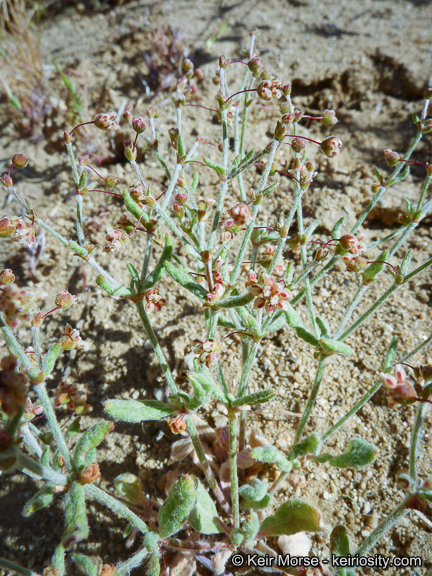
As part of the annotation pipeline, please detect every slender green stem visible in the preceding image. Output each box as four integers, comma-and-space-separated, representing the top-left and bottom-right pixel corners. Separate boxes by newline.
334, 285, 368, 340
228, 410, 240, 528
21, 423, 43, 458
231, 140, 279, 282
409, 402, 429, 481
161, 163, 181, 212
84, 484, 148, 534
298, 208, 318, 338
35, 383, 72, 469
141, 232, 152, 280
135, 301, 178, 395
236, 340, 260, 399
130, 158, 147, 191
366, 226, 405, 251
0, 558, 41, 576
294, 356, 327, 442
153, 148, 171, 180
338, 284, 399, 342
216, 361, 230, 397
65, 140, 79, 186
186, 418, 230, 513
15, 450, 67, 485
416, 173, 432, 210
400, 332, 432, 362
115, 548, 149, 575
354, 496, 410, 557
207, 309, 220, 340
76, 194, 85, 245
31, 326, 43, 369
228, 149, 266, 181
0, 313, 42, 381
404, 256, 432, 282
5, 405, 24, 438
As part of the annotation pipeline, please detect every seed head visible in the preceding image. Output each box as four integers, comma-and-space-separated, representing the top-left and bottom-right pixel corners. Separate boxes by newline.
94, 111, 120, 131
320, 135, 342, 158
11, 154, 29, 168
132, 116, 148, 134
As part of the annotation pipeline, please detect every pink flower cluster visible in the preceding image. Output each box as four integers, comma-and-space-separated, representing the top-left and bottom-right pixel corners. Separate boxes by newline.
339, 233, 366, 255
143, 289, 167, 313
93, 110, 120, 131
259, 246, 285, 276
53, 381, 92, 414
60, 324, 86, 351
193, 339, 222, 370
219, 203, 253, 239
0, 355, 28, 416
103, 229, 129, 252
246, 271, 291, 313
0, 283, 39, 328
0, 216, 35, 248
379, 364, 417, 407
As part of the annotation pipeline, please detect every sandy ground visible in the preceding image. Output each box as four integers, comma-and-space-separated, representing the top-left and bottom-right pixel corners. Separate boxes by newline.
1, 0, 432, 575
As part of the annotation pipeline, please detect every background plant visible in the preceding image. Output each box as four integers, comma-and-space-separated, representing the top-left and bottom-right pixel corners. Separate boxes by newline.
1, 30, 432, 576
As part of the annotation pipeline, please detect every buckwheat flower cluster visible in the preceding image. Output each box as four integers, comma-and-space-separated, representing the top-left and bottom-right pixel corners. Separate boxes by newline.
193, 339, 222, 370
259, 246, 285, 276
60, 324, 86, 351
205, 282, 226, 307
343, 255, 368, 273
339, 233, 366, 255
0, 355, 28, 416
55, 290, 78, 309
93, 110, 120, 131
380, 364, 417, 407
53, 381, 91, 414
0, 216, 35, 248
0, 283, 39, 328
219, 203, 253, 239
103, 229, 129, 253
246, 271, 291, 313
257, 78, 288, 101
143, 289, 167, 313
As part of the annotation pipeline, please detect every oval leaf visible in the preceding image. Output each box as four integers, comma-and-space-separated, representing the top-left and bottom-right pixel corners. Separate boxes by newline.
104, 399, 174, 423
189, 479, 223, 535
259, 499, 323, 537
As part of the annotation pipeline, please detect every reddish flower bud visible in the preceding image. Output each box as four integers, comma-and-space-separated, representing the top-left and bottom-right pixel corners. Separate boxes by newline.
194, 339, 222, 369
169, 417, 187, 434
219, 55, 230, 69
78, 462, 101, 485
143, 288, 167, 312
78, 155, 90, 166
423, 88, 432, 101
281, 83, 291, 95
0, 269, 15, 285
55, 290, 78, 309
105, 174, 119, 188
0, 174, 13, 188
291, 137, 305, 153
315, 247, 329, 261
63, 131, 72, 143
257, 80, 272, 101
320, 109, 338, 126
123, 140, 137, 162
248, 57, 262, 77
12, 154, 29, 168
320, 136, 342, 158
60, 324, 85, 351
343, 256, 367, 273
173, 203, 185, 219
132, 116, 148, 134
94, 110, 119, 131
146, 107, 160, 119
194, 68, 204, 80
383, 149, 400, 167
274, 121, 286, 141
183, 58, 194, 72
104, 229, 129, 252
174, 191, 188, 205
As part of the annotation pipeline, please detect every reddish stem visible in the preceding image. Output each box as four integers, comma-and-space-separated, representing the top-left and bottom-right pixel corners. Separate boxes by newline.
155, 188, 168, 201
201, 141, 218, 148
86, 165, 106, 181
393, 362, 415, 370
275, 170, 301, 184
222, 331, 253, 341
133, 133, 139, 151
283, 134, 321, 146
129, 208, 146, 236
253, 104, 279, 111
224, 88, 256, 104
185, 160, 208, 167
41, 306, 60, 320
88, 189, 122, 198
301, 115, 324, 120
253, 226, 278, 232
229, 60, 248, 66
70, 121, 94, 135
367, 260, 398, 276
399, 159, 428, 169
185, 104, 217, 113
7, 163, 17, 177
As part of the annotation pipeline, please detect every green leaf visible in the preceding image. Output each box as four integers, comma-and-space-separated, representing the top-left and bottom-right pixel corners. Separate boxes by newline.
285, 303, 304, 329
146, 553, 161, 576
330, 525, 351, 576
140, 235, 173, 292
123, 186, 146, 219
127, 263, 140, 284
243, 512, 260, 541
189, 479, 223, 534
316, 316, 331, 339
104, 399, 174, 423
239, 478, 268, 502
73, 421, 114, 470
259, 498, 323, 537
328, 439, 378, 470
250, 445, 292, 471
71, 553, 98, 576
23, 485, 54, 516
202, 155, 225, 177
232, 389, 277, 407
332, 217, 345, 238
158, 475, 196, 537
115, 473, 146, 505
400, 249, 413, 276
383, 337, 398, 372
266, 313, 287, 333
164, 261, 208, 300
362, 249, 389, 285
188, 367, 227, 403
62, 482, 89, 548
319, 339, 352, 357
52, 543, 65, 576
186, 372, 212, 410
290, 433, 322, 459
241, 493, 272, 510
42, 343, 62, 376
215, 292, 254, 309
65, 416, 81, 441
296, 327, 320, 347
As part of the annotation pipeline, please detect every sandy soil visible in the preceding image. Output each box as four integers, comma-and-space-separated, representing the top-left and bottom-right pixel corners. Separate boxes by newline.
1, 1, 432, 575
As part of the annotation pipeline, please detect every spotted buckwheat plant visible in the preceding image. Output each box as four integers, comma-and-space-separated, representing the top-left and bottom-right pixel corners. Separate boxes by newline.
1, 31, 432, 576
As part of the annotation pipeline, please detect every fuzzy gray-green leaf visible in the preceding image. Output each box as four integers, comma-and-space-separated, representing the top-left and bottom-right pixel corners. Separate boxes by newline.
104, 399, 174, 423
259, 498, 323, 536
189, 479, 223, 534
158, 475, 196, 538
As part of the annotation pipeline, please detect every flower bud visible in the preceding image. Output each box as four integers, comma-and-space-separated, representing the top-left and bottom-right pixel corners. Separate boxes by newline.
105, 174, 119, 188
123, 140, 137, 162
248, 57, 262, 77
291, 137, 305, 153
63, 131, 72, 143
0, 174, 13, 187
320, 135, 342, 158
183, 58, 194, 72
132, 116, 148, 134
173, 203, 185, 219
94, 110, 119, 131
305, 161, 315, 172
282, 112, 294, 124
169, 128, 180, 149
146, 107, 160, 119
320, 109, 338, 126
123, 108, 133, 124
78, 462, 101, 485
219, 55, 230, 69
60, 324, 85, 351
315, 247, 329, 261
55, 290, 78, 309
423, 88, 432, 101
194, 68, 204, 80
257, 80, 272, 101
78, 155, 90, 166
274, 121, 286, 141
174, 191, 188, 205
12, 154, 29, 168
0, 269, 15, 285
383, 149, 400, 167
104, 229, 129, 252
169, 417, 187, 434
343, 256, 367, 273
281, 83, 291, 95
